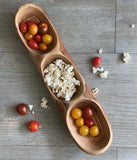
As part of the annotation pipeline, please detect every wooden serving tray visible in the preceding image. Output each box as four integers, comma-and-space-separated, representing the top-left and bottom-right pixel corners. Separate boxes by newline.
14, 3, 112, 155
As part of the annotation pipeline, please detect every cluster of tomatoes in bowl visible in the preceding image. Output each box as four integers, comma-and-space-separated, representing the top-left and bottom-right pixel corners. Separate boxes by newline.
19, 20, 53, 51
71, 107, 99, 137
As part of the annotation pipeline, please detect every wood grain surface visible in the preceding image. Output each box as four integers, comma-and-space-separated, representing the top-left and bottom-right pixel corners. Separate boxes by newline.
0, 0, 136, 159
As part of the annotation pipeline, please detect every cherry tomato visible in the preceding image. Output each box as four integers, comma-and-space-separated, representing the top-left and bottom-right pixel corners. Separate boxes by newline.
84, 118, 94, 127
28, 40, 39, 50
39, 43, 47, 51
28, 120, 39, 132
38, 22, 48, 35
34, 34, 42, 43
75, 117, 84, 127
24, 32, 34, 40
71, 108, 82, 119
42, 34, 53, 45
93, 57, 101, 67
29, 24, 38, 35
82, 107, 94, 118
27, 20, 35, 28
19, 22, 27, 33
79, 125, 89, 136
89, 126, 99, 137
16, 103, 28, 115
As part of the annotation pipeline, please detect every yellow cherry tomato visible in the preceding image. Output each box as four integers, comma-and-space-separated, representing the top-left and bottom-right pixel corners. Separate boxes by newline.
75, 117, 84, 127
24, 32, 34, 40
29, 24, 38, 35
42, 34, 53, 45
71, 108, 82, 119
39, 43, 47, 51
79, 125, 89, 136
89, 126, 99, 137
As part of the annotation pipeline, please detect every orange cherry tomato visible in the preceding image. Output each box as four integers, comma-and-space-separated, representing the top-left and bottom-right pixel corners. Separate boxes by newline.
29, 24, 38, 35
39, 43, 47, 51
79, 125, 89, 136
89, 126, 99, 137
42, 34, 53, 45
71, 108, 82, 119
24, 32, 34, 40
75, 117, 84, 127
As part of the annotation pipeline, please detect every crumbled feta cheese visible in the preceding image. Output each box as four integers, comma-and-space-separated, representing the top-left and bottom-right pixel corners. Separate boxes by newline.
40, 97, 50, 109
28, 104, 34, 111
91, 88, 99, 95
130, 24, 135, 28
44, 59, 80, 101
92, 67, 104, 73
97, 48, 103, 54
123, 53, 130, 63
99, 70, 109, 79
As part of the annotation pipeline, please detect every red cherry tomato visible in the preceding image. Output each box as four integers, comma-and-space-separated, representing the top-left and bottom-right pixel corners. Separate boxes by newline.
84, 118, 94, 127
19, 22, 27, 33
28, 40, 39, 50
34, 34, 42, 43
82, 107, 94, 118
16, 103, 28, 115
38, 22, 48, 35
93, 57, 101, 67
28, 120, 39, 132
27, 20, 35, 28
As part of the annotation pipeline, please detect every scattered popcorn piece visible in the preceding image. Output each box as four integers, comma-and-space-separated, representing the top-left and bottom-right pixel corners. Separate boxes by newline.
39, 125, 42, 128
130, 24, 135, 28
40, 97, 50, 109
99, 70, 109, 79
123, 53, 131, 63
97, 48, 103, 54
92, 67, 104, 73
44, 59, 80, 101
31, 110, 35, 115
91, 88, 99, 95
28, 104, 34, 111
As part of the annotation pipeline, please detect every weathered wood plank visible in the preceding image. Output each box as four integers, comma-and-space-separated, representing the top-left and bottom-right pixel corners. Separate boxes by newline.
0, 146, 116, 160
116, 0, 137, 53
0, 0, 115, 53
117, 148, 137, 160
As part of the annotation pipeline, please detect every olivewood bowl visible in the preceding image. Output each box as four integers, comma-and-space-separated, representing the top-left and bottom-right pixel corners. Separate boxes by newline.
14, 3, 113, 155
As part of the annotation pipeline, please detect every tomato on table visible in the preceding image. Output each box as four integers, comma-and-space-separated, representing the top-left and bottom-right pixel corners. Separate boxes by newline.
38, 22, 48, 35
28, 40, 39, 50
42, 34, 53, 45
19, 22, 27, 33
71, 108, 82, 119
16, 103, 28, 115
29, 24, 38, 35
89, 126, 99, 137
93, 57, 101, 67
79, 125, 89, 136
75, 117, 84, 127
28, 120, 39, 132
82, 107, 94, 118
24, 32, 34, 40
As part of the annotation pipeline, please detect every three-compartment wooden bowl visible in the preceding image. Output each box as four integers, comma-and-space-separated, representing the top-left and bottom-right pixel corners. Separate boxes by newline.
14, 3, 113, 155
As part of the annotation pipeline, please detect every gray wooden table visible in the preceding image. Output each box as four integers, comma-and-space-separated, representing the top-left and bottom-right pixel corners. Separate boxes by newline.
0, 0, 137, 159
